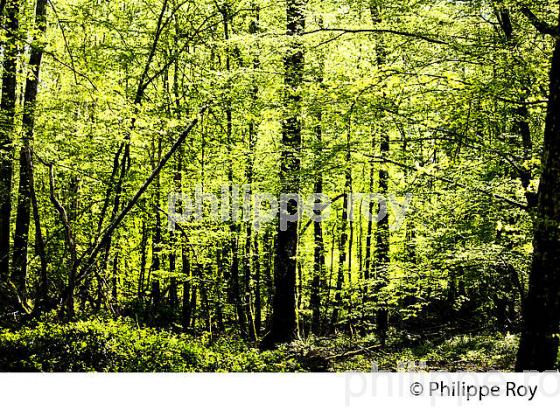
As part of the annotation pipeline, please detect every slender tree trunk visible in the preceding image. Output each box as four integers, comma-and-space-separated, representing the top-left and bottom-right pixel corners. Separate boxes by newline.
495, 3, 537, 209
169, 277, 178, 308
311, 175, 325, 335
151, 280, 161, 315
253, 236, 262, 336
111, 254, 118, 303
375, 132, 390, 346
0, 0, 20, 285
346, 127, 355, 330
229, 231, 247, 334
331, 126, 353, 330
263, 229, 274, 328
201, 265, 212, 332
218, 2, 248, 337
244, 226, 256, 340
241, 1, 261, 342
48, 165, 77, 320
13, 0, 48, 301
138, 221, 148, 299
31, 170, 48, 312
181, 247, 192, 331
214, 250, 225, 332
331, 192, 349, 328
364, 138, 375, 281
367, 1, 391, 346
310, 57, 325, 335
361, 137, 376, 328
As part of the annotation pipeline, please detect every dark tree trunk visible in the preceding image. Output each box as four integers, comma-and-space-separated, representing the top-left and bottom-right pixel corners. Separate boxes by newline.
0, 0, 20, 285
375, 132, 390, 346
242, 3, 261, 342
331, 179, 350, 328
331, 127, 353, 330
201, 265, 212, 332
48, 165, 78, 320
31, 168, 48, 312
218, 2, 248, 337
214, 250, 225, 332
111, 254, 118, 303
169, 277, 178, 308
364, 140, 375, 282
243, 127, 256, 341
361, 137, 376, 328
310, 57, 325, 336
263, 229, 274, 328
311, 175, 325, 335
151, 280, 161, 314
244, 226, 256, 340
13, 0, 47, 301
138, 221, 148, 299
229, 231, 247, 335
495, 3, 537, 209
367, 2, 391, 346
189, 284, 197, 328
253, 236, 262, 336
516, 29, 560, 371
263, 0, 305, 347
346, 128, 355, 330
181, 247, 191, 331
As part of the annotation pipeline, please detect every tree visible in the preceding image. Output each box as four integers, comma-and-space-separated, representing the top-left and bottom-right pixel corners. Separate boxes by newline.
264, 0, 305, 346
0, 0, 20, 291
13, 0, 48, 304
516, 4, 560, 371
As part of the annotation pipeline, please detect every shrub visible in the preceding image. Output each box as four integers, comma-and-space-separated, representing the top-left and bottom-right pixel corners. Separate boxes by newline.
0, 318, 300, 372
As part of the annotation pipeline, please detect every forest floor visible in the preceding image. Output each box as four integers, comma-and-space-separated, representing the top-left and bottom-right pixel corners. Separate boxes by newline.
314, 331, 517, 372
0, 316, 518, 372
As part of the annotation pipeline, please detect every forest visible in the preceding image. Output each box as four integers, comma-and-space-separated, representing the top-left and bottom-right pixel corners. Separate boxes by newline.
1, 0, 560, 372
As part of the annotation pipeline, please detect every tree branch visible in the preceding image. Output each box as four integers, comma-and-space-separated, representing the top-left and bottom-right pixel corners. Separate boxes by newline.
366, 155, 528, 210
76, 106, 207, 283
303, 27, 449, 45
520, 6, 558, 36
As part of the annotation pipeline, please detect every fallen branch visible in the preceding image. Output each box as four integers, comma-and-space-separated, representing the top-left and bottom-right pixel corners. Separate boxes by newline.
326, 344, 383, 361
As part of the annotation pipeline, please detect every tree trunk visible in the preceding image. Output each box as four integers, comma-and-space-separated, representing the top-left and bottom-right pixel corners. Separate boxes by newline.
375, 132, 390, 346
310, 57, 325, 336
331, 143, 352, 329
253, 236, 262, 336
181, 247, 191, 331
263, 0, 305, 347
0, 0, 20, 285
13, 0, 47, 301
242, 2, 261, 342
138, 221, 148, 299
516, 27, 560, 371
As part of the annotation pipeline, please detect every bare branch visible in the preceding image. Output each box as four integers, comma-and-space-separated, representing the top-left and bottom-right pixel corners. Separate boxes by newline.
303, 27, 449, 45
76, 106, 207, 284
520, 6, 558, 36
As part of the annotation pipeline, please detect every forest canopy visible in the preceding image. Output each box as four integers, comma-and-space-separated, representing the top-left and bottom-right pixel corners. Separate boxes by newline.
1, 0, 560, 372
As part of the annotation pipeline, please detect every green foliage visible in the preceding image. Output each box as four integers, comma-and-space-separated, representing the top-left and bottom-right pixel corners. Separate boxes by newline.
0, 318, 300, 372
1, 0, 559, 371
330, 333, 520, 372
